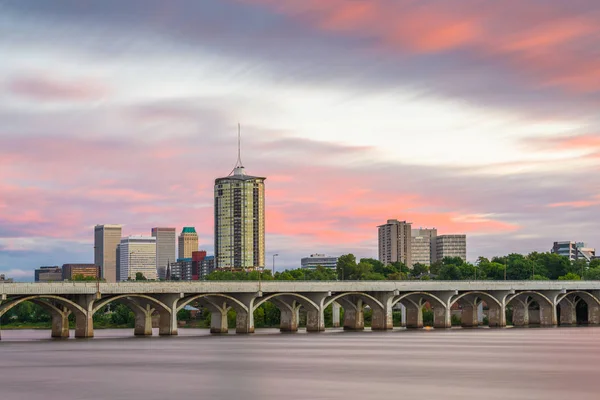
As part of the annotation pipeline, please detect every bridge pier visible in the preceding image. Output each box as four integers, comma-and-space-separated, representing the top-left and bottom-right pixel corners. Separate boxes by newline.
332, 302, 341, 328
371, 292, 395, 331
50, 306, 71, 338
589, 304, 600, 325
273, 298, 300, 332
559, 299, 577, 326
405, 302, 423, 329
539, 303, 557, 326
459, 297, 479, 327
512, 300, 529, 326
134, 304, 155, 336
235, 310, 254, 334
339, 297, 364, 331
156, 294, 182, 336
433, 306, 451, 328
306, 308, 325, 332
73, 295, 96, 338
487, 305, 505, 327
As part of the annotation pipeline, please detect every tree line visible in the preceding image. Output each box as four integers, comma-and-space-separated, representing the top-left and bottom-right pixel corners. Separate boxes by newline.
204, 252, 600, 281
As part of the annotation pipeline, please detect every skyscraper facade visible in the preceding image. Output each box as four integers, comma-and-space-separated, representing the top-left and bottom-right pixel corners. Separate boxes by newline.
378, 219, 412, 267
178, 227, 198, 259
411, 228, 437, 266
94, 224, 122, 283
214, 162, 265, 269
152, 227, 176, 280
436, 234, 467, 262
118, 236, 157, 281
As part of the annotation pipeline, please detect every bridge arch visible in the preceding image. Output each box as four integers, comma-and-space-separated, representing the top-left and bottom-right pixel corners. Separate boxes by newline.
392, 291, 446, 309
176, 293, 248, 313
449, 291, 502, 309
556, 291, 600, 307
506, 291, 553, 308
254, 293, 319, 312
93, 294, 171, 315
0, 295, 86, 318
324, 292, 384, 310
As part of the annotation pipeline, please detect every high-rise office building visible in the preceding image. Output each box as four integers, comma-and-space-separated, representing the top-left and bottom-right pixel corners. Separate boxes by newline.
214, 136, 265, 269
411, 228, 437, 266
118, 236, 157, 281
178, 227, 198, 260
378, 219, 412, 267
436, 235, 467, 262
152, 227, 176, 280
552, 241, 596, 262
94, 224, 122, 283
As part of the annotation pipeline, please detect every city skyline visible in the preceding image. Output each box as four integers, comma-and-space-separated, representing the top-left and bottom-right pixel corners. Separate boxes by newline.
1, 1, 599, 279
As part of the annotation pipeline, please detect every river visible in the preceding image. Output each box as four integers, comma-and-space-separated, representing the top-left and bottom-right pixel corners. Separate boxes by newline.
0, 327, 599, 400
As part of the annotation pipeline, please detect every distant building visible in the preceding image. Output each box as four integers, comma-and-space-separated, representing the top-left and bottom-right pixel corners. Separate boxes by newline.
436, 235, 467, 262
152, 227, 176, 280
118, 236, 157, 281
0, 274, 13, 283
214, 148, 266, 269
411, 228, 437, 266
35, 266, 63, 282
62, 264, 100, 280
169, 258, 193, 281
94, 224, 122, 283
178, 227, 198, 260
200, 255, 215, 280
552, 241, 596, 262
301, 254, 338, 269
192, 251, 216, 280
168, 252, 215, 281
378, 219, 412, 267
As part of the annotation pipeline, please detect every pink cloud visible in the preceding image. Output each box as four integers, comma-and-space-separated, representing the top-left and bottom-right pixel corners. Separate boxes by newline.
6, 75, 109, 101
0, 131, 522, 254
240, 0, 600, 94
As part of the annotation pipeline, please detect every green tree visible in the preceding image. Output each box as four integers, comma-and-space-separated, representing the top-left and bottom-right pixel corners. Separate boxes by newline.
135, 272, 147, 281
584, 267, 600, 280
411, 263, 429, 278
558, 272, 581, 281
336, 254, 357, 280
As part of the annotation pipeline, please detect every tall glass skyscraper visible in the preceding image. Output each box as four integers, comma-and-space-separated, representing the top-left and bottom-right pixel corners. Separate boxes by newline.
214, 150, 265, 269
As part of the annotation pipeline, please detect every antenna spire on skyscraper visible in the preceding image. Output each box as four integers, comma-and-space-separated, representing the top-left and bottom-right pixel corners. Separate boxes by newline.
230, 123, 246, 176
236, 122, 243, 168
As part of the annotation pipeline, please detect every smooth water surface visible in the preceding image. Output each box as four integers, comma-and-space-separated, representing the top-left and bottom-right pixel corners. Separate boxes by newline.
1, 327, 599, 400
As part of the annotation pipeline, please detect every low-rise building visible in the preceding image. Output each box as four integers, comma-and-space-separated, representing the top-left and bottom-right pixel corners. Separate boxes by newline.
436, 235, 467, 262
35, 266, 63, 282
62, 264, 101, 280
200, 255, 215, 279
301, 254, 338, 269
169, 253, 216, 281
552, 241, 596, 262
411, 228, 437, 266
0, 274, 13, 283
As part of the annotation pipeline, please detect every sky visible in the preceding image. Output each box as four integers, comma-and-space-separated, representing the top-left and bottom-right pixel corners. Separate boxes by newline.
1, 0, 599, 280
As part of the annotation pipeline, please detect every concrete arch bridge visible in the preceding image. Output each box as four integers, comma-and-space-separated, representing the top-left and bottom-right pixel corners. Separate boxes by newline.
1, 281, 599, 339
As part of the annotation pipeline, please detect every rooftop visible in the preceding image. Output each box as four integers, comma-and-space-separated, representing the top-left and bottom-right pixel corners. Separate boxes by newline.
181, 227, 197, 234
